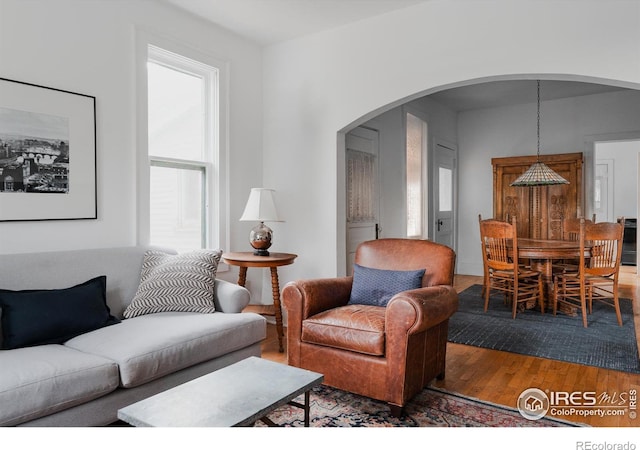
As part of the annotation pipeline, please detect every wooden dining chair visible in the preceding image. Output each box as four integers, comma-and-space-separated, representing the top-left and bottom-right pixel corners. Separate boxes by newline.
553, 216, 595, 273
553, 218, 624, 327
479, 215, 544, 318
563, 217, 592, 240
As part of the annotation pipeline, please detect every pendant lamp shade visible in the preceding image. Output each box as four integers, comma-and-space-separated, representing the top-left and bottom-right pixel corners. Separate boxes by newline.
511, 81, 569, 187
510, 161, 570, 186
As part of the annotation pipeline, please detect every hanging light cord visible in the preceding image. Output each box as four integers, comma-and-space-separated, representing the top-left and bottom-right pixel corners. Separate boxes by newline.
536, 80, 541, 160
510, 79, 569, 186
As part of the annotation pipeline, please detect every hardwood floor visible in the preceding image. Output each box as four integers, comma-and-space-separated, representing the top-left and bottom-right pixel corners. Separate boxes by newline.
259, 267, 640, 427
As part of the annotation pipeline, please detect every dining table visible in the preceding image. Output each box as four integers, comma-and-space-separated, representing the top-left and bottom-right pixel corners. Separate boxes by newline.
512, 238, 592, 312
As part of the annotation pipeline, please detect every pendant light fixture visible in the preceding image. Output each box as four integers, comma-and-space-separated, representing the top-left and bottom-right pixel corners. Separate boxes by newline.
510, 80, 569, 186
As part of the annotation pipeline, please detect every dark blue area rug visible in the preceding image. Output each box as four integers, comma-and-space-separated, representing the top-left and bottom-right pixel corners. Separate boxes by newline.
448, 284, 640, 373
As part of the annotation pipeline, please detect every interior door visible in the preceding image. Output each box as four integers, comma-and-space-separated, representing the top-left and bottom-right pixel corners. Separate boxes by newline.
433, 142, 457, 249
346, 126, 379, 275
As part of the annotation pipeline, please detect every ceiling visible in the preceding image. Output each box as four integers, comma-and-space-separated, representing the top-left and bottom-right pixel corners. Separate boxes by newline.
164, 1, 631, 111
164, 0, 428, 46
429, 80, 629, 112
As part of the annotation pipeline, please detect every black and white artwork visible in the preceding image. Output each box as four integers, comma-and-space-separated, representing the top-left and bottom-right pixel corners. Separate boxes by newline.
0, 107, 70, 194
0, 77, 96, 221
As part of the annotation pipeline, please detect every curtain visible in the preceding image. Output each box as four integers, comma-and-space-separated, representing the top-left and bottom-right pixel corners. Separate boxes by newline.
347, 149, 375, 223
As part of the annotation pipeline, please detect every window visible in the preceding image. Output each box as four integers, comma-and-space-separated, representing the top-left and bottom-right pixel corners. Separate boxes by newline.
438, 166, 453, 212
406, 112, 427, 238
149, 162, 204, 251
142, 43, 226, 253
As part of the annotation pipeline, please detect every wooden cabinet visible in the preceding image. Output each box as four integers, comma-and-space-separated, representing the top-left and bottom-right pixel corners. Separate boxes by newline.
492, 153, 583, 239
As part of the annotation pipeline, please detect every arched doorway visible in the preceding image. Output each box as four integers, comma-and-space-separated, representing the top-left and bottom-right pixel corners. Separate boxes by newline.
337, 75, 640, 276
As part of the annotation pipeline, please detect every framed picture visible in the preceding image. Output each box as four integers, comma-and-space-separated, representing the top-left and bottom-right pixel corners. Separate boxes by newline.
0, 77, 96, 221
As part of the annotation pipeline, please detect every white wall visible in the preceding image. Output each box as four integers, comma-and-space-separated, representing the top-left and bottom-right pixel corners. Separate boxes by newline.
262, 1, 640, 285
595, 140, 640, 220
0, 0, 265, 293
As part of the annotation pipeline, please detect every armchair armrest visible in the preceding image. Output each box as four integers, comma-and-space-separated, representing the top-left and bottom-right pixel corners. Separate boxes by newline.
385, 285, 458, 402
283, 276, 353, 367
386, 285, 458, 336
282, 276, 353, 320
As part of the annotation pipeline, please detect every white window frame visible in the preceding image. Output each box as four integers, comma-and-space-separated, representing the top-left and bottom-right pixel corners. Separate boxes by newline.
403, 107, 429, 239
135, 30, 229, 255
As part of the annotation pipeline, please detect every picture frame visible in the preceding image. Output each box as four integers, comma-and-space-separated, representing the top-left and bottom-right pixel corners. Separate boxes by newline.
0, 77, 96, 221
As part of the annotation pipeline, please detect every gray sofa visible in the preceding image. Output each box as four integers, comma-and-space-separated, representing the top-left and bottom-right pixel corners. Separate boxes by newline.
0, 246, 267, 426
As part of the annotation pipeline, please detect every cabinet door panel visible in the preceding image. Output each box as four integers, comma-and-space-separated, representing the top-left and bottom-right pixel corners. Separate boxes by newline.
492, 153, 583, 239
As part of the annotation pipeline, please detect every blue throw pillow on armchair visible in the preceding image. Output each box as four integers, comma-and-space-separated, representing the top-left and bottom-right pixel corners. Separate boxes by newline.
348, 264, 426, 307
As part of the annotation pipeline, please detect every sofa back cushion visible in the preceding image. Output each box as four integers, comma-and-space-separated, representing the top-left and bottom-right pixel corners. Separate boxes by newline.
0, 246, 175, 321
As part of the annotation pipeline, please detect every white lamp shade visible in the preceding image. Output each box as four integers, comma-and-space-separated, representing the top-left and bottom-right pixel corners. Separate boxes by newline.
239, 188, 283, 222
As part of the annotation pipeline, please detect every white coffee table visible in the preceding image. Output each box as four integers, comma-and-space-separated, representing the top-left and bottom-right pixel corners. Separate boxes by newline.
117, 356, 323, 427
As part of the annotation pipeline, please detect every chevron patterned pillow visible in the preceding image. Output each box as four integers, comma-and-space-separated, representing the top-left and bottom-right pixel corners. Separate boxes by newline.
123, 249, 222, 319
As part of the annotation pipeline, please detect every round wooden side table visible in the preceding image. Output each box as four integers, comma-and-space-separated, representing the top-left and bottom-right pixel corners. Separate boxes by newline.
222, 252, 297, 352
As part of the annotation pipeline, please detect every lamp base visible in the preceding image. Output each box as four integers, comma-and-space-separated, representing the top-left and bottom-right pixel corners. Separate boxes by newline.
249, 222, 273, 257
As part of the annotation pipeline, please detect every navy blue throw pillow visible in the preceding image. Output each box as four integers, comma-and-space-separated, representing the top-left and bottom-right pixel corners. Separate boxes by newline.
348, 264, 426, 307
0, 276, 119, 350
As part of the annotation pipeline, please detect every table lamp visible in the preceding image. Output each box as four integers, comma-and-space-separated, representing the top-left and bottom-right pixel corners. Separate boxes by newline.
239, 188, 283, 256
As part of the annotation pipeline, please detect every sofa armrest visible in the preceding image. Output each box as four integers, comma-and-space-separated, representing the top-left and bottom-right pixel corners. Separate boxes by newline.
386, 285, 458, 336
213, 279, 251, 313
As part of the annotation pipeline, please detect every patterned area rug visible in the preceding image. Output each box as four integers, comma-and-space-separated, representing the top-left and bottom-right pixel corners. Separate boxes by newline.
449, 284, 640, 373
258, 384, 576, 427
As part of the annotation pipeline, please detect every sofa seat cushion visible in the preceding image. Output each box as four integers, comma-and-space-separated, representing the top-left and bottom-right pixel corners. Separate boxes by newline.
0, 345, 119, 426
64, 311, 266, 388
301, 305, 386, 356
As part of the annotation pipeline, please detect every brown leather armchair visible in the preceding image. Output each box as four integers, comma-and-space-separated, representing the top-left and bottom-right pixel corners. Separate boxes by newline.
282, 238, 458, 416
